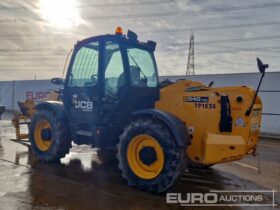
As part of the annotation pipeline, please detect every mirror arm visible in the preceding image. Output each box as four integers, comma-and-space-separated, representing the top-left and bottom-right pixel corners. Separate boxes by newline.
245, 72, 265, 116
245, 57, 268, 116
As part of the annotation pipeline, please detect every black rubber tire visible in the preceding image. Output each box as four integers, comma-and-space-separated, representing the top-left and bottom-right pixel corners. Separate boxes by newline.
116, 118, 187, 193
29, 109, 72, 162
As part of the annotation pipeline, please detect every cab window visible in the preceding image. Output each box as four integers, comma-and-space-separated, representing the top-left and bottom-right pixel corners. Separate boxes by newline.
127, 47, 158, 88
104, 41, 125, 98
68, 41, 99, 87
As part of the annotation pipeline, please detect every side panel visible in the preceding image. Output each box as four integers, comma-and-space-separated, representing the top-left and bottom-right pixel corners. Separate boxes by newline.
156, 80, 262, 165
201, 132, 246, 164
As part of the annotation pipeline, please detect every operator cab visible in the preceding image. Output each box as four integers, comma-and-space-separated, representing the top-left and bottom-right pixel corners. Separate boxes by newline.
60, 27, 159, 146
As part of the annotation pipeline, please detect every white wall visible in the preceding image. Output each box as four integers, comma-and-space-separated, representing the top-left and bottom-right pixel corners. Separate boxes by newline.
0, 72, 279, 135
0, 81, 13, 110
0, 80, 55, 110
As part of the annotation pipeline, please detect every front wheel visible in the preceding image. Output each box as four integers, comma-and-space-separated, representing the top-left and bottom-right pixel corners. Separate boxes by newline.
29, 109, 72, 162
116, 118, 187, 193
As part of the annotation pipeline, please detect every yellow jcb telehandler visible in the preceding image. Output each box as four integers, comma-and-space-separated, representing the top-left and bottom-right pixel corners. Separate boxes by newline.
14, 28, 266, 193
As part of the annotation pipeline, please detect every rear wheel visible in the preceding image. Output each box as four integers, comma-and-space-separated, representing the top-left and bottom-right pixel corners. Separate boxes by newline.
29, 109, 71, 162
117, 118, 187, 193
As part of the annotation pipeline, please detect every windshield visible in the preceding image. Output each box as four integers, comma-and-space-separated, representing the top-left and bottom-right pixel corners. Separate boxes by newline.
126, 46, 158, 88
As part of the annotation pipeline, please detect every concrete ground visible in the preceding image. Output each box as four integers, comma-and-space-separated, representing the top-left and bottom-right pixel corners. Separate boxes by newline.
0, 112, 279, 210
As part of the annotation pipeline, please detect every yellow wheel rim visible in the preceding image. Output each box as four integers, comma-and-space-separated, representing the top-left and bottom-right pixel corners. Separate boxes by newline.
34, 119, 52, 151
127, 134, 164, 180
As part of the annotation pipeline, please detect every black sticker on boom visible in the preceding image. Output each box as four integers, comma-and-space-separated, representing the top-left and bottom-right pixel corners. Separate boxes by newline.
184, 96, 209, 103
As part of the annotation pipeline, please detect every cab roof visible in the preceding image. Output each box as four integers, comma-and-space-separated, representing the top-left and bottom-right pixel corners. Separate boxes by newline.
76, 30, 157, 51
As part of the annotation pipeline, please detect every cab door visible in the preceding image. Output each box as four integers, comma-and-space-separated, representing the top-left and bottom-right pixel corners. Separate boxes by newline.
98, 38, 128, 124
63, 40, 101, 125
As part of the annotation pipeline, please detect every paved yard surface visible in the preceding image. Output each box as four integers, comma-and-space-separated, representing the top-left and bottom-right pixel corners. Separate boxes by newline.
0, 116, 279, 210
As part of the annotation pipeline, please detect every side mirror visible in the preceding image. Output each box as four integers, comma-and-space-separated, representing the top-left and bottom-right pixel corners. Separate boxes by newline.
257, 57, 269, 74
51, 77, 64, 85
208, 81, 214, 87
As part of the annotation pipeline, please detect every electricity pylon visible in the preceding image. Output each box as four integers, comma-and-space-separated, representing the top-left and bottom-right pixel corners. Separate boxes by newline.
186, 31, 195, 75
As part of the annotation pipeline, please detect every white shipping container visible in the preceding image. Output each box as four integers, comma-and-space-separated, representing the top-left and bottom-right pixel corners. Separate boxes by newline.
13, 80, 56, 109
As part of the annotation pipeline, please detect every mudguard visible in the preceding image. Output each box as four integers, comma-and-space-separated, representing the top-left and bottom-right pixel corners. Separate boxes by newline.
132, 109, 190, 148
35, 101, 67, 120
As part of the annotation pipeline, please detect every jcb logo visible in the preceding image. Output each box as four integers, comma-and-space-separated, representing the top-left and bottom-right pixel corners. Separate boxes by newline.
75, 101, 93, 110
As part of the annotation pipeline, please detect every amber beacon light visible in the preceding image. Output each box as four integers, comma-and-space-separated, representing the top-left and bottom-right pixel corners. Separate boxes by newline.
115, 26, 123, 35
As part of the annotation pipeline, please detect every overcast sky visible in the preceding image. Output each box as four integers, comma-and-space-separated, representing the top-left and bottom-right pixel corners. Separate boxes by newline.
0, 0, 280, 81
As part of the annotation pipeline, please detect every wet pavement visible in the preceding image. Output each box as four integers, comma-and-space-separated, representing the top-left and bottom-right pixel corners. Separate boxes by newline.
0, 114, 279, 210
